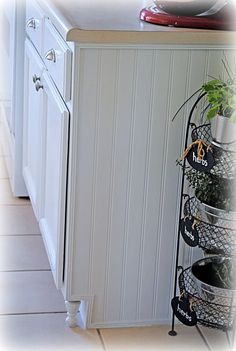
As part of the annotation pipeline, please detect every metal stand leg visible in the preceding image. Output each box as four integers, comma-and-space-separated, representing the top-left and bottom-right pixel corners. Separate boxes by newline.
168, 326, 177, 336
168, 93, 206, 337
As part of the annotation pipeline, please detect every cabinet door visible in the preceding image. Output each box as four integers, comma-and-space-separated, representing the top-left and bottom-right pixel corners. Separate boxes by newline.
23, 39, 44, 219
39, 72, 69, 288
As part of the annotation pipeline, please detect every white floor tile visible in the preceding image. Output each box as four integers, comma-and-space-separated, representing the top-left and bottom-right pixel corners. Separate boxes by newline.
198, 325, 232, 351
0, 205, 40, 235
99, 324, 218, 351
0, 130, 229, 351
0, 271, 66, 314
0, 179, 30, 205
0, 313, 104, 351
0, 156, 8, 179
0, 235, 50, 271
0, 142, 3, 156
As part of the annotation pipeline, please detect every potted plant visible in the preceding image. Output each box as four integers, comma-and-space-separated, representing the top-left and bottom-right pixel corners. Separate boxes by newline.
181, 165, 236, 226
173, 58, 236, 147
201, 70, 236, 145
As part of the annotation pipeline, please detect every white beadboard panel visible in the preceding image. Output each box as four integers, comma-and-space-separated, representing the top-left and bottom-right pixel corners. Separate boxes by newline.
68, 47, 236, 327
152, 50, 188, 321
136, 51, 172, 321
68, 49, 101, 295
88, 49, 119, 322
118, 50, 157, 322
103, 50, 137, 323
207, 50, 227, 81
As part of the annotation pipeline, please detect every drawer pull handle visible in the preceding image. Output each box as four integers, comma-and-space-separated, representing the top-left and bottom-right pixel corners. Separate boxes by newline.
45, 49, 56, 63
32, 74, 40, 83
35, 81, 43, 92
26, 18, 37, 30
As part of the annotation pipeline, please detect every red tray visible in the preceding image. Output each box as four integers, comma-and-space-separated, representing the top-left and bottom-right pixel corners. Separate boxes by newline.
140, 5, 236, 31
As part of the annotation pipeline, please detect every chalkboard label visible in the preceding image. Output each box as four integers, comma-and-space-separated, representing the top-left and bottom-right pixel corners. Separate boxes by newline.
187, 144, 214, 172
180, 217, 199, 247
171, 296, 197, 326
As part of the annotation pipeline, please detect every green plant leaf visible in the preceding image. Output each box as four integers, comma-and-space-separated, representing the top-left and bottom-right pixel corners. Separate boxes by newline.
206, 107, 219, 120
202, 79, 221, 90
173, 59, 236, 123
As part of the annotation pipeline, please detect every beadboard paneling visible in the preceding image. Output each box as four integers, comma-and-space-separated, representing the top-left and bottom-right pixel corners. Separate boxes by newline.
68, 47, 235, 327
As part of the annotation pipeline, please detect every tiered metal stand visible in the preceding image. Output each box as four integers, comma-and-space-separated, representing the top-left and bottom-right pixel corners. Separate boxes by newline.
169, 93, 236, 350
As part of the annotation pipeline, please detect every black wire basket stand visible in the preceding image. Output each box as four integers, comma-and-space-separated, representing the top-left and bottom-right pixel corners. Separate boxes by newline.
169, 93, 236, 349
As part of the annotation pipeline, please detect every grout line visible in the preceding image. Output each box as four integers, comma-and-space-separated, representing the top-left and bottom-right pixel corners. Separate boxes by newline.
96, 329, 107, 351
195, 325, 212, 351
0, 203, 31, 207
0, 234, 41, 237
0, 269, 51, 273
0, 311, 66, 316
0, 199, 30, 204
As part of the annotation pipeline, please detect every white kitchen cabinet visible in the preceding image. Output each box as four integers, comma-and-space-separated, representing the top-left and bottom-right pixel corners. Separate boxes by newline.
23, 37, 69, 287
39, 70, 69, 288
0, 0, 27, 196
22, 0, 236, 330
23, 39, 44, 218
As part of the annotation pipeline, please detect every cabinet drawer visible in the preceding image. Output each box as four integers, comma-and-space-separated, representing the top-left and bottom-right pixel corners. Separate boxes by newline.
42, 19, 71, 101
25, 0, 44, 54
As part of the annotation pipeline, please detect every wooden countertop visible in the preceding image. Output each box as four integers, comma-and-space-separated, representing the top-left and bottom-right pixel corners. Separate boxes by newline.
40, 0, 236, 45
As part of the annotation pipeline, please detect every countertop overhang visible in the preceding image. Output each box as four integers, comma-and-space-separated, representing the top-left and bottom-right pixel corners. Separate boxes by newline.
40, 0, 236, 45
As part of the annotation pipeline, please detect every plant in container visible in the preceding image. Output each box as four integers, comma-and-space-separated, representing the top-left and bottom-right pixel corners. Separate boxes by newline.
191, 256, 236, 306
180, 165, 236, 226
173, 58, 236, 147
201, 67, 236, 145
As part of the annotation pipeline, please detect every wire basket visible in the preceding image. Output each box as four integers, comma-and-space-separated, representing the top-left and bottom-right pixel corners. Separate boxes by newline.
179, 267, 236, 331
183, 197, 236, 255
191, 124, 236, 179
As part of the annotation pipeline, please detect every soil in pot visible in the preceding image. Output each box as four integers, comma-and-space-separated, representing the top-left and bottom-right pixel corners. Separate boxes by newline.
192, 257, 236, 289
191, 257, 236, 306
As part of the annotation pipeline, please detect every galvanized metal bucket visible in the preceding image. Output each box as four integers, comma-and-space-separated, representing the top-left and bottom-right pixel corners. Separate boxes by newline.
195, 193, 236, 229
211, 115, 236, 148
191, 256, 236, 306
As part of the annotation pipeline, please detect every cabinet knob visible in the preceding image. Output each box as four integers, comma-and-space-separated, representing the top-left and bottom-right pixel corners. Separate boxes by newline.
45, 49, 56, 63
26, 18, 37, 30
35, 81, 43, 92
32, 74, 40, 83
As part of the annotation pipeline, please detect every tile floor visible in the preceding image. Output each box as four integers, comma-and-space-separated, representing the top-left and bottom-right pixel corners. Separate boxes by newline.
0, 142, 233, 351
